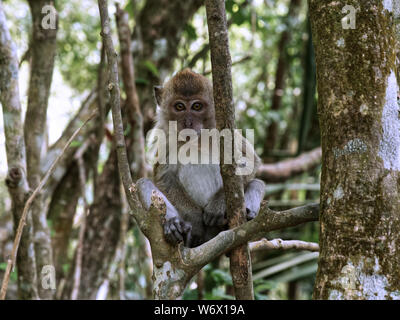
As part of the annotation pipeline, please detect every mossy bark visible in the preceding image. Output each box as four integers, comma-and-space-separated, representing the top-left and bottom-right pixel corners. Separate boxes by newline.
309, 0, 400, 299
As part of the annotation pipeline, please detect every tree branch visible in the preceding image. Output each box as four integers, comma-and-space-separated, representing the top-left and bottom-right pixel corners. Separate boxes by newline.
203, 54, 252, 76
257, 147, 322, 182
182, 203, 319, 267
249, 238, 319, 252
97, 0, 145, 224
115, 4, 147, 179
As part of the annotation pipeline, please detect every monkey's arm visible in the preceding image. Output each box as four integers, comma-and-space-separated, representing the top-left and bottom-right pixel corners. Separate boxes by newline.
244, 179, 265, 220
136, 178, 192, 244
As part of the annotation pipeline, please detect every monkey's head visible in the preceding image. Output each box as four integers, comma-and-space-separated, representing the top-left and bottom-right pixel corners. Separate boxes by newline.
154, 69, 215, 134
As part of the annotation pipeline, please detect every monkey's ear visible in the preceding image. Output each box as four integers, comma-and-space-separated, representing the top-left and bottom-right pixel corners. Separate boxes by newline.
154, 86, 163, 106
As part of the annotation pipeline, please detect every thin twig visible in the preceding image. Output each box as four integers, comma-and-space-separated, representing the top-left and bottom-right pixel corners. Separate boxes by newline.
0, 111, 97, 300
203, 54, 252, 75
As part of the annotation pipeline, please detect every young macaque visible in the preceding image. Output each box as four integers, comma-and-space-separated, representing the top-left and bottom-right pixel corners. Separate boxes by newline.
137, 69, 265, 247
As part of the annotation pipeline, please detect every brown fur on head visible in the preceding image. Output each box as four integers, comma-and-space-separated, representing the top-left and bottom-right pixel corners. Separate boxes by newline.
154, 69, 215, 134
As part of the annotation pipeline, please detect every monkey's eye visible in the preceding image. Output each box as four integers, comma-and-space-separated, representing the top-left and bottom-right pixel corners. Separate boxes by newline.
191, 103, 203, 111
174, 103, 185, 111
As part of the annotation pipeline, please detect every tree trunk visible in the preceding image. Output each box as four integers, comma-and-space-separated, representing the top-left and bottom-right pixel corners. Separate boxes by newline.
310, 0, 400, 299
0, 2, 39, 300
25, 0, 58, 300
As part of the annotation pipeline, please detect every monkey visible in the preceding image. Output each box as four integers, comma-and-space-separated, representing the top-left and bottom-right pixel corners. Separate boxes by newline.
137, 69, 265, 248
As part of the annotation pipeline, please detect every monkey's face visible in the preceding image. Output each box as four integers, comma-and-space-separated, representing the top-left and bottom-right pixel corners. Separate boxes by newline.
166, 96, 215, 134
154, 69, 216, 135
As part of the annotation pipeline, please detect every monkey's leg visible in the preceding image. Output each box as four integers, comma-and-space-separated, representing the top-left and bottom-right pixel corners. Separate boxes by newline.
136, 178, 192, 245
244, 179, 265, 220
203, 189, 227, 227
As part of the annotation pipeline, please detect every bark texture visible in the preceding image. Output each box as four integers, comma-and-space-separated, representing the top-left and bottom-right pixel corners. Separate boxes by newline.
310, 0, 400, 299
0, 2, 38, 300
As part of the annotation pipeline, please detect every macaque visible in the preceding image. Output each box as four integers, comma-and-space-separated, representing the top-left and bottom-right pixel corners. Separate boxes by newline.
137, 69, 265, 247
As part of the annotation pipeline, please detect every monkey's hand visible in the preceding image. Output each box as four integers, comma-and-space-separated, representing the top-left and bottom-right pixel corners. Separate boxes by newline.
203, 191, 227, 227
164, 216, 192, 245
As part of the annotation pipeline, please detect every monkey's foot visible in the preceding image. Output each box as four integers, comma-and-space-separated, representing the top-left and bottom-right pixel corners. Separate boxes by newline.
164, 217, 192, 245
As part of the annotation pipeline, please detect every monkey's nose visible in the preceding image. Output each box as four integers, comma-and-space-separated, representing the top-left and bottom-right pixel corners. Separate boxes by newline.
184, 118, 193, 128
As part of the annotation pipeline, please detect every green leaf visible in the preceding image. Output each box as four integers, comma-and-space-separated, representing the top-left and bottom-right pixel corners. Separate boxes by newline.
143, 60, 159, 78
124, 1, 135, 19
232, 10, 248, 26
211, 269, 232, 285
135, 78, 149, 85
184, 24, 197, 40
124, 123, 131, 136
70, 140, 82, 148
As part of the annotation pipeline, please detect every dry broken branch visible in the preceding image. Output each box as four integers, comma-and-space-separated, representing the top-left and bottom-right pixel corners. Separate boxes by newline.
257, 147, 322, 182
249, 238, 319, 252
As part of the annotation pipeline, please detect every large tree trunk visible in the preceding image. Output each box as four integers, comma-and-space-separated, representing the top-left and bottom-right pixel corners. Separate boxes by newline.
310, 0, 400, 299
0, 2, 39, 300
